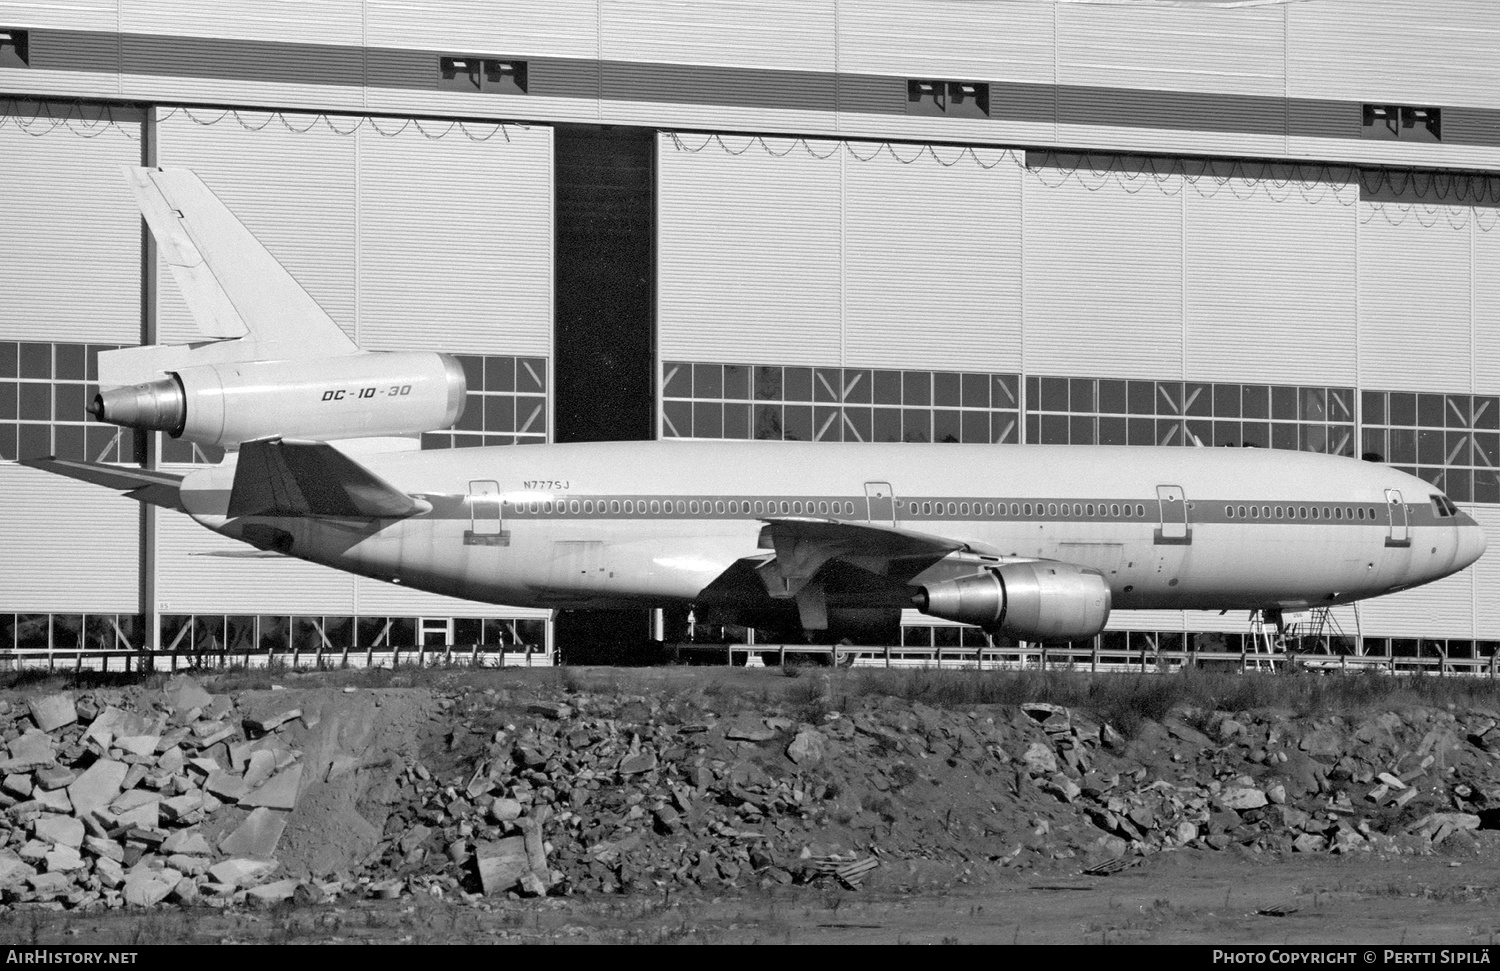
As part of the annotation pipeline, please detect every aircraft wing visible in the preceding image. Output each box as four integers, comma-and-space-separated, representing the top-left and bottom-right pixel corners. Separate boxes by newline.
756, 516, 998, 597
122, 167, 358, 358
19, 458, 185, 511
228, 439, 422, 519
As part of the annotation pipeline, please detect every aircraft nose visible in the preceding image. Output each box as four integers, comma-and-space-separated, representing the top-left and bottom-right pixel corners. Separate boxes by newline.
1456, 518, 1488, 570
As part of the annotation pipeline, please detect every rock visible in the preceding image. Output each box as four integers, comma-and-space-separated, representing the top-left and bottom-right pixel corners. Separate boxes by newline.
617, 750, 658, 775
30, 694, 77, 733
527, 702, 572, 720
219, 807, 287, 859
83, 836, 125, 863
9, 731, 57, 767
1292, 833, 1326, 853
34, 765, 76, 791
122, 868, 182, 907
241, 750, 278, 790
1266, 783, 1287, 805
33, 815, 85, 849
67, 759, 129, 817
247, 879, 300, 906
786, 729, 827, 766
2, 772, 32, 799
725, 718, 777, 742
204, 770, 249, 803
243, 706, 301, 736
1216, 787, 1269, 811
475, 837, 530, 895
1022, 741, 1059, 776
94, 857, 124, 889
240, 763, 303, 810
489, 798, 523, 824
163, 676, 214, 715
0, 849, 37, 887
44, 845, 85, 873
208, 858, 278, 888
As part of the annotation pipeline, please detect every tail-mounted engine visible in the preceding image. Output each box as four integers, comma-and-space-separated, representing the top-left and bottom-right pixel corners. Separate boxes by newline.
90, 352, 467, 448
914, 561, 1112, 642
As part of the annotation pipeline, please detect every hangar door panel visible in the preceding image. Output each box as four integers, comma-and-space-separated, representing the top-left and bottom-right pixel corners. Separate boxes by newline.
658, 134, 842, 366
0, 465, 139, 612
154, 514, 355, 615
357, 122, 552, 356
1470, 506, 1500, 639
1184, 167, 1357, 385
1359, 569, 1474, 640
1021, 162, 1184, 379
1473, 219, 1500, 395
154, 107, 357, 347
0, 102, 143, 344
842, 146, 1022, 373
1357, 201, 1472, 393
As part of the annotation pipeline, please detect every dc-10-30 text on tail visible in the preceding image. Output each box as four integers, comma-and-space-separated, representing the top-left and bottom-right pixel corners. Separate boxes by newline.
24, 168, 1487, 646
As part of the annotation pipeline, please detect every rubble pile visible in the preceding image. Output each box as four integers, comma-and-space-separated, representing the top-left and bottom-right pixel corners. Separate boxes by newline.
0, 677, 314, 910
4, 671, 1500, 911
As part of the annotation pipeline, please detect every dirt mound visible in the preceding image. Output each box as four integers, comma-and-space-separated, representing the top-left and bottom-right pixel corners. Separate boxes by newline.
3, 668, 1500, 912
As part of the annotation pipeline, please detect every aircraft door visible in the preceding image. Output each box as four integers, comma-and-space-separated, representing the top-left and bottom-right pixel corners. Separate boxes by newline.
1385, 489, 1410, 547
466, 480, 509, 546
1155, 485, 1190, 544
865, 482, 895, 526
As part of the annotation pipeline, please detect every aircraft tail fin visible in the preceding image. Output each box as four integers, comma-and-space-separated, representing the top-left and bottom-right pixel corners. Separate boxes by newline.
122, 166, 358, 359
19, 457, 185, 511
228, 439, 421, 519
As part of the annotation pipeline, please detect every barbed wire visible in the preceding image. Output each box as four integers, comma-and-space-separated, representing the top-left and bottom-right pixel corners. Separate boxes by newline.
0, 98, 142, 139
158, 106, 521, 143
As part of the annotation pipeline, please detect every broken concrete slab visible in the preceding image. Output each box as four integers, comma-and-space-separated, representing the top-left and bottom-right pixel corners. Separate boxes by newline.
244, 707, 302, 736
246, 878, 299, 906
44, 845, 85, 873
208, 858, 277, 888
725, 718, 777, 742
0, 849, 36, 887
8, 730, 57, 767
1216, 787, 1269, 811
33, 765, 76, 791
239, 763, 303, 811
219, 807, 287, 860
204, 770, 249, 803
29, 693, 77, 733
163, 675, 213, 715
33, 815, 85, 849
67, 758, 129, 817
122, 868, 181, 908
114, 735, 160, 759
475, 836, 530, 895
161, 830, 213, 857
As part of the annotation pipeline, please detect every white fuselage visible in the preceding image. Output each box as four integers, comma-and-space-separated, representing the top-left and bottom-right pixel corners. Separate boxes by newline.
178, 441, 1485, 617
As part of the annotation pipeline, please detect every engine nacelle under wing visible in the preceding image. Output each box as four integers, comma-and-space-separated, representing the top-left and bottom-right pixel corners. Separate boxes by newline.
915, 561, 1112, 641
92, 352, 467, 448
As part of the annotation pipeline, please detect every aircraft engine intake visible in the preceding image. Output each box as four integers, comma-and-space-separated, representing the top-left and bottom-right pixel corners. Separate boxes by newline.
915, 562, 1112, 641
90, 352, 467, 448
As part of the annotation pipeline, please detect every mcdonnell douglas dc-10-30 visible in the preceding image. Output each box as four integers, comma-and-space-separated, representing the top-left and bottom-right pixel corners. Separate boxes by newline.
22, 168, 1487, 647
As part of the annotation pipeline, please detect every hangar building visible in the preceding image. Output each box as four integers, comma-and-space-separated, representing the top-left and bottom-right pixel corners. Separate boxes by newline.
1, 0, 1498, 665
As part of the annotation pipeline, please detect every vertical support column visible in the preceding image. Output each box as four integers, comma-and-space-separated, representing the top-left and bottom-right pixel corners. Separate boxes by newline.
138, 106, 159, 663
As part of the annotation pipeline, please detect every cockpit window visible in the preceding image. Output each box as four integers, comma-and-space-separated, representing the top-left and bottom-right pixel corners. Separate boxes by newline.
1431, 495, 1459, 518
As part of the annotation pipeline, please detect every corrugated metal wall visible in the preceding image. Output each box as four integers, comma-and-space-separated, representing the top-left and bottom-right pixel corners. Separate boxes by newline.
0, 467, 140, 612
1021, 159, 1184, 378
1473, 506, 1500, 637
1184, 165, 1358, 385
0, 99, 142, 612
150, 105, 553, 619
0, 101, 143, 344
842, 145, 1022, 372
1356, 201, 1475, 393
1054, 4, 1286, 159
356, 119, 552, 355
657, 135, 842, 366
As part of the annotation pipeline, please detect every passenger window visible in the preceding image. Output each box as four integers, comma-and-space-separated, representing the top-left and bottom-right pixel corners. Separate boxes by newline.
716, 500, 725, 514
623, 500, 634, 514
570, 500, 580, 514
1024, 503, 1032, 516
610, 500, 620, 514
649, 501, 660, 514
1048, 503, 1058, 516
1110, 504, 1119, 517
1136, 504, 1145, 517
754, 501, 763, 514
1073, 503, 1082, 516
947, 502, 957, 516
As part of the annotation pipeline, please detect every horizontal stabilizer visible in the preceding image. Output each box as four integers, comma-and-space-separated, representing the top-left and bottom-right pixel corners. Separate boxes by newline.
229, 439, 421, 519
19, 458, 184, 511
122, 166, 358, 358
